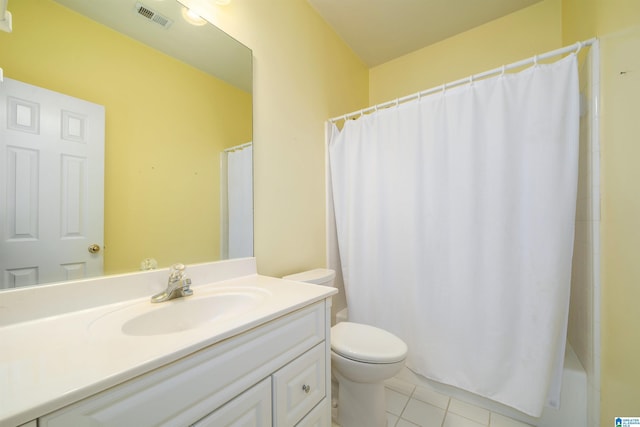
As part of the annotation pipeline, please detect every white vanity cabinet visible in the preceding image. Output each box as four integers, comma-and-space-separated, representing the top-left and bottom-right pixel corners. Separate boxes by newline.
38, 300, 331, 427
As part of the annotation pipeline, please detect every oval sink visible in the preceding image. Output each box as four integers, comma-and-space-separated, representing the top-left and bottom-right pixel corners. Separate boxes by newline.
123, 293, 259, 336
89, 287, 269, 337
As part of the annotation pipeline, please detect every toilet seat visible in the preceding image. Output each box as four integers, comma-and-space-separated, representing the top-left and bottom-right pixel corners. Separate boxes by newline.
331, 322, 408, 364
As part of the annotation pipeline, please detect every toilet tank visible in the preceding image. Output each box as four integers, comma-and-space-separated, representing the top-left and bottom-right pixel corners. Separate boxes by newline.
283, 268, 336, 287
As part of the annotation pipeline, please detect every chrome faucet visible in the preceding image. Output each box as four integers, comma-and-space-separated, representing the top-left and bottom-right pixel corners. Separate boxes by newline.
151, 263, 193, 303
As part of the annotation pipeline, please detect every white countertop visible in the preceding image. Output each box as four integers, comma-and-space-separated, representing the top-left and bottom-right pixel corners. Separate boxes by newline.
0, 259, 336, 426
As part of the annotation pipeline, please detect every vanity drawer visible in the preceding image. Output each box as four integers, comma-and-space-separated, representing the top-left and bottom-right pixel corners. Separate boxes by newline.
273, 343, 326, 427
192, 377, 271, 427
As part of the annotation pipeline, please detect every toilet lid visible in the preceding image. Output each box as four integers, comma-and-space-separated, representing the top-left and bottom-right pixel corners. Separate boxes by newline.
331, 322, 408, 364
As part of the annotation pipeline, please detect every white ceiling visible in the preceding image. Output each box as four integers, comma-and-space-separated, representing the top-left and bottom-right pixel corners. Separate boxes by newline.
307, 0, 543, 67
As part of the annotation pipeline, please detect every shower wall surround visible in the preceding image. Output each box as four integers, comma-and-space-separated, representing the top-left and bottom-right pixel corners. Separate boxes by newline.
567, 43, 601, 427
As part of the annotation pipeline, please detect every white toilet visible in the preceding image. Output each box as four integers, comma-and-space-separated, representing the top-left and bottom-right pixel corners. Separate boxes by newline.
283, 269, 408, 427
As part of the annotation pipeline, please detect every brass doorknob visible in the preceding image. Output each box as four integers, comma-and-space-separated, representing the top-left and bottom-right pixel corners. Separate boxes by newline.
88, 244, 101, 254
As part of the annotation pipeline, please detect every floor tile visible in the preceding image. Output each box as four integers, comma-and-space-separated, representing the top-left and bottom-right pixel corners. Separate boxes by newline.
385, 376, 417, 396
333, 373, 534, 427
444, 412, 487, 427
489, 413, 534, 427
412, 385, 451, 410
448, 399, 490, 425
402, 398, 446, 427
386, 388, 411, 416
396, 419, 422, 427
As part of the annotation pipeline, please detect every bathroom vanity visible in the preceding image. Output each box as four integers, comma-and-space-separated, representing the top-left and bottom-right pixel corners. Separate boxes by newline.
0, 258, 336, 427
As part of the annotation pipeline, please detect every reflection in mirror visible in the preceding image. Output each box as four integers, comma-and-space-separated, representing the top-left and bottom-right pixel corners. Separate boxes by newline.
0, 0, 253, 290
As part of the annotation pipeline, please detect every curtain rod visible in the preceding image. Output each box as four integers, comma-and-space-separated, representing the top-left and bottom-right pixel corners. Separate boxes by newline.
224, 141, 252, 153
329, 38, 597, 124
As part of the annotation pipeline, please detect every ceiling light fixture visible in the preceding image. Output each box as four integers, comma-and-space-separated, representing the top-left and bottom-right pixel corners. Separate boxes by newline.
181, 7, 207, 26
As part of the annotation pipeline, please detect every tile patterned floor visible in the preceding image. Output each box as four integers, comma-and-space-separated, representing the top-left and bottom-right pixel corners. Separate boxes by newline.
332, 375, 534, 427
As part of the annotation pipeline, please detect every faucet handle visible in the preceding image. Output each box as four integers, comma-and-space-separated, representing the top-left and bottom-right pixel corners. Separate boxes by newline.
171, 264, 192, 296
171, 263, 185, 273
169, 263, 186, 280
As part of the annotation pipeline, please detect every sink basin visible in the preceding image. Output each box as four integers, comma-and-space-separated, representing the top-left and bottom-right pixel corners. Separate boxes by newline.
123, 292, 262, 336
90, 287, 270, 337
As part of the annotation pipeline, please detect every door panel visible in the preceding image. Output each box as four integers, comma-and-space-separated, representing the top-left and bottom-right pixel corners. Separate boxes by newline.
0, 78, 105, 288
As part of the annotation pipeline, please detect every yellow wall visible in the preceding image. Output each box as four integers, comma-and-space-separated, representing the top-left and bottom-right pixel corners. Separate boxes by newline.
599, 26, 640, 423
0, 0, 252, 274
369, 0, 563, 104
183, 0, 369, 276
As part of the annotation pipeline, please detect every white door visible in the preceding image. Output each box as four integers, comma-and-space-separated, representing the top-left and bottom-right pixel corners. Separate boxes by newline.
0, 77, 105, 289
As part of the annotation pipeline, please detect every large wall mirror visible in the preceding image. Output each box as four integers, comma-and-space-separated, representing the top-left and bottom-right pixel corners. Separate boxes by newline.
0, 0, 253, 290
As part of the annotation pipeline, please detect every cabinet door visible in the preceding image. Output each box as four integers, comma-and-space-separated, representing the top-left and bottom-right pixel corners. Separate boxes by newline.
273, 343, 326, 427
192, 378, 271, 427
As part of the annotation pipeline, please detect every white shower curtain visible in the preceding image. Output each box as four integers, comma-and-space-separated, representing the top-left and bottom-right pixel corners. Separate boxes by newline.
227, 144, 253, 258
328, 55, 579, 416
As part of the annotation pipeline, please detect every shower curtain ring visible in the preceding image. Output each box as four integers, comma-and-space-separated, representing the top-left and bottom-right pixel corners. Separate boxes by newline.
534, 55, 539, 66
501, 65, 506, 77
575, 41, 583, 55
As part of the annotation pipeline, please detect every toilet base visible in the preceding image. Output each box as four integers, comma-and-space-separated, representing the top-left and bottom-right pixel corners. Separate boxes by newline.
334, 371, 387, 427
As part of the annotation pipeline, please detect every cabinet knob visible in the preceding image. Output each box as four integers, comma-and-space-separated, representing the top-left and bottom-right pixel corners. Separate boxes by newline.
302, 384, 311, 394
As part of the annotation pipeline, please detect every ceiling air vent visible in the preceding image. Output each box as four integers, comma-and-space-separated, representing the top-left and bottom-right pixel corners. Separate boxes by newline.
134, 2, 173, 29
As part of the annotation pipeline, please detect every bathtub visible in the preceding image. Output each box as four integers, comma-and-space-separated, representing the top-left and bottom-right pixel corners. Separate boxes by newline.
536, 344, 588, 426
394, 343, 587, 426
